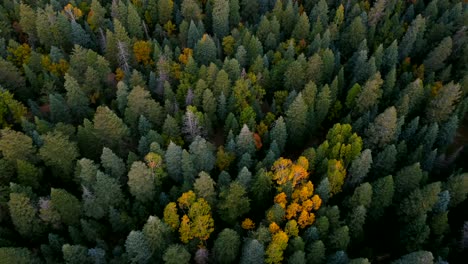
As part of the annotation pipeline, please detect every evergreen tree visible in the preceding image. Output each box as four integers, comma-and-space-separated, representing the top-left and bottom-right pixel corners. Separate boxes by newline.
355, 72, 383, 114
128, 161, 156, 203
236, 124, 256, 156
365, 106, 398, 148
158, 0, 174, 25
399, 15, 426, 60
39, 132, 79, 179
229, 0, 241, 27
100, 147, 125, 179
127, 3, 143, 39
347, 149, 372, 188
125, 231, 152, 264
240, 239, 264, 264
219, 181, 250, 224
49, 93, 71, 124
292, 12, 310, 41
143, 216, 172, 259
213, 0, 230, 39
163, 244, 191, 264
64, 74, 90, 121
194, 171, 217, 206
426, 82, 461, 123
213, 228, 241, 263
286, 93, 308, 146
0, 129, 36, 164
194, 34, 217, 66
93, 106, 129, 150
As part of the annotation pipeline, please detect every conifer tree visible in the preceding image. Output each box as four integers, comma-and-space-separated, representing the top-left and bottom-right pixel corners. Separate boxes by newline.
128, 161, 157, 203
286, 93, 308, 146
213, 228, 241, 263
219, 181, 250, 224
39, 132, 79, 179
365, 106, 398, 148
213, 0, 230, 39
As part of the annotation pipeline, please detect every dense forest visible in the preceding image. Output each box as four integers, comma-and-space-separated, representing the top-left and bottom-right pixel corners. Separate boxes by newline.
0, 0, 467, 263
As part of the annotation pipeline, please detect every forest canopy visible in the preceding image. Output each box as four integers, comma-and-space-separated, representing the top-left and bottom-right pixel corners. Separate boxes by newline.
0, 0, 467, 263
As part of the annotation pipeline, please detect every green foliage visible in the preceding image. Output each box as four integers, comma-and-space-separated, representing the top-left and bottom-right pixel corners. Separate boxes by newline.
0, 1, 466, 263
218, 181, 250, 224
39, 132, 79, 179
163, 244, 191, 264
125, 231, 152, 264
128, 161, 157, 203
8, 192, 43, 237
213, 228, 241, 263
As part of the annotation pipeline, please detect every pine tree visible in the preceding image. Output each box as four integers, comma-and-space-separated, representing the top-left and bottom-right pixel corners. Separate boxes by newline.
426, 82, 461, 123
181, 0, 202, 23
394, 163, 424, 202
39, 132, 79, 179
125, 231, 152, 264
128, 161, 156, 203
100, 147, 125, 179
93, 106, 129, 150
424, 36, 452, 73
71, 21, 92, 48
240, 239, 264, 264
142, 216, 172, 259
213, 228, 241, 263
369, 175, 394, 220
163, 244, 191, 264
127, 3, 143, 39
213, 0, 230, 39
49, 93, 71, 124
64, 74, 90, 121
194, 171, 217, 207
236, 124, 256, 156
241, 0, 259, 24
158, 0, 174, 25
50, 188, 82, 226
189, 136, 216, 173
0, 129, 36, 164
292, 12, 310, 41
355, 72, 383, 114
347, 149, 372, 188
315, 85, 331, 125
229, 0, 241, 27
187, 20, 200, 49
219, 181, 250, 224
399, 14, 426, 60
286, 93, 308, 146
365, 106, 397, 148
8, 192, 43, 237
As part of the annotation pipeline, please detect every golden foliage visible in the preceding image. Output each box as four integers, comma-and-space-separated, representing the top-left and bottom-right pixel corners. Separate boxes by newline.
179, 214, 191, 243
133, 41, 152, 65
164, 20, 176, 35
241, 218, 255, 230
297, 211, 315, 228
285, 202, 301, 220
63, 3, 83, 20
178, 48, 193, 65
7, 43, 31, 67
269, 222, 280, 234
274, 192, 287, 209
178, 191, 196, 210
115, 68, 125, 81
41, 56, 69, 76
222, 36, 235, 56
163, 202, 180, 230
